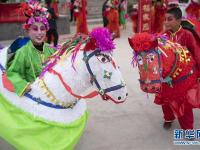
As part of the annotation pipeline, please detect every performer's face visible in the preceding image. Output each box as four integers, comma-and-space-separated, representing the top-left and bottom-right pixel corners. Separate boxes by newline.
164, 13, 181, 32
156, 2, 162, 6
192, 0, 199, 3
28, 22, 47, 46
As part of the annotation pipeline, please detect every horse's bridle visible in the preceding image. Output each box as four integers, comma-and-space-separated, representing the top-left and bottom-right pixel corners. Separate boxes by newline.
138, 49, 163, 85
138, 48, 196, 88
44, 48, 126, 105
83, 49, 126, 103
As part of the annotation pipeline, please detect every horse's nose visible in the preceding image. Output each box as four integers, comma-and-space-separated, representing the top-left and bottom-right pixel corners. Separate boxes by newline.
143, 85, 161, 93
118, 92, 128, 100
144, 87, 148, 91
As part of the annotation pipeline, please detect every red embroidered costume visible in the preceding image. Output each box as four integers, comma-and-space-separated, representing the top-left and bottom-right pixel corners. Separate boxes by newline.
73, 0, 88, 34
156, 26, 200, 129
106, 0, 120, 38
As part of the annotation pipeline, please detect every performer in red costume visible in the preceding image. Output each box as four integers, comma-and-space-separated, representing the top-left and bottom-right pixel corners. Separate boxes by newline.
130, 4, 138, 33
106, 0, 120, 38
186, 0, 200, 20
73, 0, 88, 34
51, 0, 59, 16
156, 7, 200, 129
164, 7, 200, 68
153, 0, 167, 33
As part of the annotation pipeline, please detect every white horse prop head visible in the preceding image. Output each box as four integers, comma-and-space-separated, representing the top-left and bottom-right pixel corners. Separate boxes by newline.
38, 27, 128, 105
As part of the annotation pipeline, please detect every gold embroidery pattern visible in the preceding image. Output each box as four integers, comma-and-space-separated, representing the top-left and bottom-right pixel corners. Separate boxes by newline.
164, 41, 192, 79
38, 79, 77, 108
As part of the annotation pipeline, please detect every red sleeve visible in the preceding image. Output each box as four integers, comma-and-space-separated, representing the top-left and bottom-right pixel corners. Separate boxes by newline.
185, 31, 200, 70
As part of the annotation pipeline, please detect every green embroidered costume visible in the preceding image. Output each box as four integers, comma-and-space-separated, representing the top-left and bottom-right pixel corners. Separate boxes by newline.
6, 41, 55, 96
0, 40, 88, 150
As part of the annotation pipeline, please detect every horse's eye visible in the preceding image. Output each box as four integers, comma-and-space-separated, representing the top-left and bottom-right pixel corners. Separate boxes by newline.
97, 54, 110, 63
137, 55, 143, 65
147, 54, 155, 63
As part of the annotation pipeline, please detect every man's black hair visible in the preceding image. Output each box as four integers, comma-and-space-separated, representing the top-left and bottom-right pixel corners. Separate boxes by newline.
166, 7, 182, 20
45, 0, 52, 5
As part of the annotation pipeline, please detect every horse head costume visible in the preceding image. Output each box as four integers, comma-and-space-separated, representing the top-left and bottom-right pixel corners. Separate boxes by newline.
0, 27, 127, 150
128, 32, 199, 117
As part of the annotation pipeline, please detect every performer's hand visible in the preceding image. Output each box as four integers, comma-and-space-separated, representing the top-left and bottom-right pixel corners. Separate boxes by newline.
25, 84, 31, 93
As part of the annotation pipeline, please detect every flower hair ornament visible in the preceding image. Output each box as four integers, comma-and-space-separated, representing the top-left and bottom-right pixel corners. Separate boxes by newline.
17, 0, 49, 30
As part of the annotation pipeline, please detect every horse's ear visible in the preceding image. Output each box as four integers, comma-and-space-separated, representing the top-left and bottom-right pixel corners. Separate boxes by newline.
84, 38, 97, 51
128, 37, 134, 49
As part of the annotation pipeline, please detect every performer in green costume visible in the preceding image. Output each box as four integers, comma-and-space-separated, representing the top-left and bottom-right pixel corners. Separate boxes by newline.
6, 1, 56, 96
0, 1, 88, 150
119, 0, 127, 29
7, 40, 55, 96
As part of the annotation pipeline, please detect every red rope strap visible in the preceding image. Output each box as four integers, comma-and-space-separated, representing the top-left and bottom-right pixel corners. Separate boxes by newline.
48, 68, 99, 99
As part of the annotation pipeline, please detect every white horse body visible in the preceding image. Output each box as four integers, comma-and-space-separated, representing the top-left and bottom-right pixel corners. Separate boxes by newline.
0, 43, 127, 124
0, 47, 87, 124
0, 28, 127, 149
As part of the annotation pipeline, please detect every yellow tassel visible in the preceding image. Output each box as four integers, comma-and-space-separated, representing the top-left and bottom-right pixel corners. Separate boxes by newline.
55, 100, 60, 105
50, 98, 55, 102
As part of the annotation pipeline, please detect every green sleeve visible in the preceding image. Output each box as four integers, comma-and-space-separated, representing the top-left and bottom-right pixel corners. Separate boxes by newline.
6, 50, 30, 96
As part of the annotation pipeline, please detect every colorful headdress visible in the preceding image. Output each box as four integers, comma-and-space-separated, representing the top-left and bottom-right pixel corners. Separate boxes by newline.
18, 0, 49, 30
128, 32, 158, 53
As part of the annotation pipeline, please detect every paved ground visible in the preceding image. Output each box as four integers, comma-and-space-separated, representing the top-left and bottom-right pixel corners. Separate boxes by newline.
0, 22, 200, 150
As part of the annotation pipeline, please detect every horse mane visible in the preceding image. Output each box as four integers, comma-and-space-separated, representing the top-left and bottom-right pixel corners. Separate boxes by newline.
39, 27, 115, 77
39, 33, 89, 78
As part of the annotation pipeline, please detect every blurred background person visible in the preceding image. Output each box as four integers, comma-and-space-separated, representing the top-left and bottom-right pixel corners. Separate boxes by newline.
153, 0, 167, 33
70, 0, 76, 22
73, 0, 88, 34
102, 0, 109, 27
51, 0, 59, 17
186, 0, 200, 20
45, 0, 59, 47
129, 4, 138, 33
119, 0, 127, 30
106, 0, 120, 38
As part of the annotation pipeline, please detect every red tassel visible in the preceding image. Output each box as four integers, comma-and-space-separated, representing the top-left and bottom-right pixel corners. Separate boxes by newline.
187, 83, 200, 108
2, 73, 15, 92
84, 38, 97, 51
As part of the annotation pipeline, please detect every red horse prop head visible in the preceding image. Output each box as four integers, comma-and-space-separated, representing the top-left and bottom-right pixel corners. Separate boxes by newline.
128, 33, 198, 98
128, 33, 162, 93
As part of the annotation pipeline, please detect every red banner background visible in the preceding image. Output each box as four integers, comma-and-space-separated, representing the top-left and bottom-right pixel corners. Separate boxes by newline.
0, 3, 26, 23
138, 0, 152, 33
